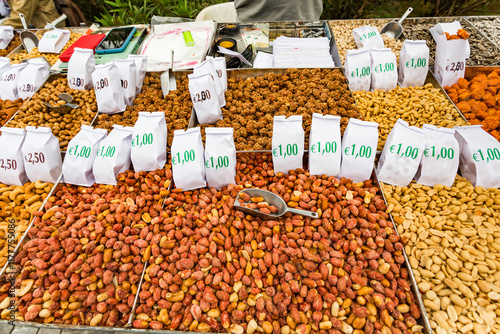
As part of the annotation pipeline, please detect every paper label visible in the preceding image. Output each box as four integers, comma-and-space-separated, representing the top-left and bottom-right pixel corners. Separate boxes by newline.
398, 40, 429, 88
204, 127, 236, 189
0, 127, 28, 186
353, 26, 384, 49
308, 113, 341, 176
92, 63, 126, 114
38, 29, 70, 53
68, 48, 95, 90
188, 72, 222, 125
17, 59, 50, 99
272, 115, 304, 174
345, 48, 371, 92
435, 34, 468, 87
171, 128, 206, 191
0, 63, 27, 100
114, 58, 137, 107
370, 48, 398, 91
130, 112, 167, 172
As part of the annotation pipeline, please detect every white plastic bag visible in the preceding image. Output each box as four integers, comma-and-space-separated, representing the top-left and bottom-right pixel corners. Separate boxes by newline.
130, 112, 167, 172
171, 128, 206, 191
370, 47, 398, 91
345, 48, 371, 92
398, 40, 429, 88
435, 34, 468, 87
454, 125, 500, 188
0, 63, 27, 100
377, 119, 425, 187
193, 58, 225, 107
92, 63, 126, 114
272, 115, 304, 174
114, 58, 137, 106
21, 126, 62, 183
340, 119, 378, 183
204, 127, 236, 189
308, 113, 341, 177
93, 125, 133, 185
188, 72, 222, 125
352, 26, 384, 49
38, 29, 70, 53
0, 26, 14, 49
0, 127, 28, 186
127, 55, 147, 94
62, 125, 107, 187
414, 125, 459, 187
68, 48, 95, 90
17, 59, 50, 99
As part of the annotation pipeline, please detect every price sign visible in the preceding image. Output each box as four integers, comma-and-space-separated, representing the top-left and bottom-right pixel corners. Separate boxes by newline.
399, 40, 429, 88
131, 133, 153, 148
68, 48, 95, 90
130, 112, 167, 172
0, 127, 28, 186
0, 63, 26, 100
352, 26, 384, 48
272, 115, 304, 174
311, 141, 338, 155
344, 143, 373, 159
423, 146, 455, 160
359, 31, 377, 41
193, 90, 211, 103
38, 29, 70, 53
205, 155, 230, 170
472, 148, 500, 163
92, 63, 126, 114
309, 114, 341, 176
405, 57, 427, 69
374, 62, 396, 74
69, 77, 85, 88
96, 145, 116, 158
67, 144, 92, 158
350, 66, 371, 78
171, 128, 206, 191
445, 61, 465, 73
172, 149, 196, 166
345, 48, 371, 92
0, 158, 17, 171
434, 34, 468, 87
370, 48, 398, 91
389, 143, 420, 160
17, 60, 50, 99
24, 152, 45, 165
204, 127, 236, 189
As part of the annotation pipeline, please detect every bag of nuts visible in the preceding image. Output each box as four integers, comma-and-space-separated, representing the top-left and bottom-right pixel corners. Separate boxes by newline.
414, 124, 459, 187
398, 40, 429, 88
370, 47, 398, 91
188, 72, 222, 125
340, 118, 378, 183
92, 62, 126, 114
377, 118, 425, 187
454, 125, 500, 188
193, 57, 225, 107
21, 126, 62, 184
93, 125, 133, 185
67, 48, 95, 90
114, 58, 137, 107
0, 63, 27, 100
308, 113, 341, 177
127, 54, 147, 95
0, 127, 28, 186
17, 58, 50, 100
345, 47, 371, 92
130, 112, 168, 172
272, 115, 305, 174
353, 25, 384, 49
171, 128, 206, 191
62, 125, 107, 187
204, 127, 236, 189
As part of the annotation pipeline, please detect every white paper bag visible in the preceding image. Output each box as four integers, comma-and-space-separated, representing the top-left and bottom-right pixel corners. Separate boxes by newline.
130, 112, 167, 172
17, 59, 50, 99
435, 34, 468, 87
188, 72, 222, 125
345, 48, 371, 92
370, 47, 398, 91
208, 57, 227, 92
21, 126, 62, 183
398, 40, 429, 88
92, 63, 126, 114
62, 125, 107, 187
193, 58, 225, 107
414, 125, 459, 187
0, 63, 27, 100
272, 115, 304, 174
0, 127, 28, 186
38, 29, 70, 53
0, 57, 10, 77
430, 21, 470, 58
454, 125, 500, 188
204, 127, 236, 189
93, 125, 133, 185
309, 113, 341, 177
352, 26, 384, 49
114, 58, 137, 106
171, 128, 206, 191
339, 119, 378, 183
68, 48, 95, 90
0, 26, 14, 49
127, 55, 147, 94
377, 119, 425, 187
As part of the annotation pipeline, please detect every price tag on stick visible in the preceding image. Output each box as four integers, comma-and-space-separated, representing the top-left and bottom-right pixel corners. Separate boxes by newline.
21, 126, 62, 183
454, 125, 500, 188
171, 128, 206, 191
377, 119, 425, 187
130, 112, 167, 172
309, 113, 341, 176
398, 40, 429, 88
345, 48, 371, 92
204, 127, 236, 189
0, 127, 28, 186
272, 115, 304, 174
339, 119, 378, 183
68, 48, 95, 90
62, 125, 107, 187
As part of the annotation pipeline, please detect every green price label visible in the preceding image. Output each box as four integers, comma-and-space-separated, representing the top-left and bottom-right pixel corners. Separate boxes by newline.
351, 66, 371, 78
205, 156, 230, 170
310, 141, 338, 155
273, 143, 299, 158
132, 133, 153, 148
96, 145, 116, 158
172, 150, 196, 166
344, 144, 372, 159
473, 148, 500, 163
405, 57, 427, 69
389, 143, 419, 159
359, 31, 377, 41
423, 146, 455, 160
68, 145, 91, 158
44, 34, 59, 39
374, 62, 395, 74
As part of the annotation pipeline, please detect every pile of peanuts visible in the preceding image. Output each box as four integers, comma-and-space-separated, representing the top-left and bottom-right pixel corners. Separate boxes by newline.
7, 76, 97, 150
353, 83, 467, 150
328, 20, 404, 64
381, 175, 500, 334
96, 73, 192, 147
0, 33, 24, 57
0, 168, 172, 325
0, 181, 53, 268
0, 98, 23, 126
132, 152, 422, 333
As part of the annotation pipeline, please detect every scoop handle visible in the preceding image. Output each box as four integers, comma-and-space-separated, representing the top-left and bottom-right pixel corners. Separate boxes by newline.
19, 13, 28, 30
286, 207, 319, 218
398, 7, 413, 24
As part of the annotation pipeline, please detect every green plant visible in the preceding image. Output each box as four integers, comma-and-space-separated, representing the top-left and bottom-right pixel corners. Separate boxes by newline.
423, 0, 495, 16
321, 0, 384, 19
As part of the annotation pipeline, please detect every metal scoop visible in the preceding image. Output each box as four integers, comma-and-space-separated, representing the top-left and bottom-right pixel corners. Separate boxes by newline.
43, 93, 80, 114
234, 189, 319, 220
19, 13, 39, 53
380, 7, 413, 39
